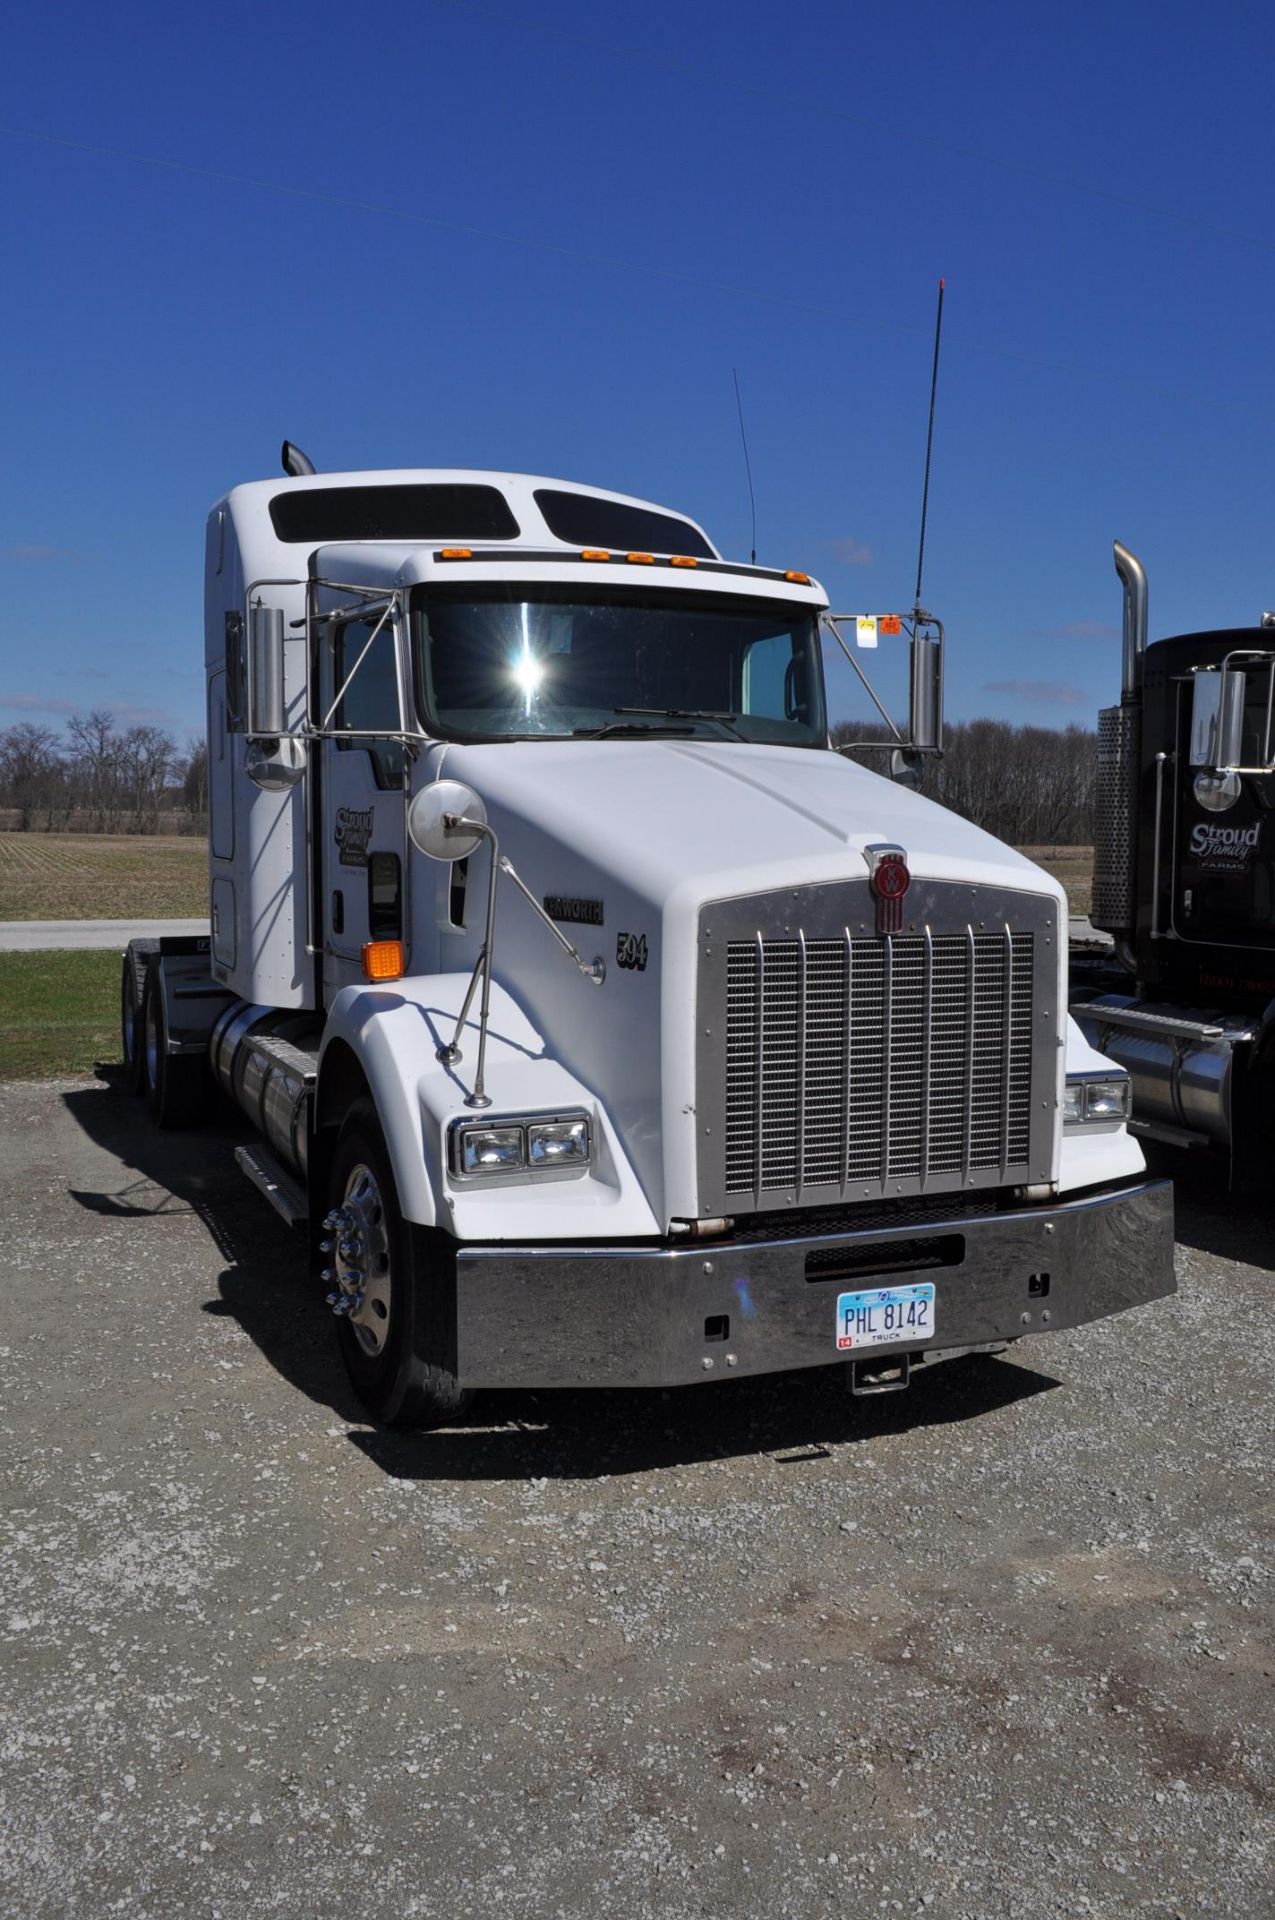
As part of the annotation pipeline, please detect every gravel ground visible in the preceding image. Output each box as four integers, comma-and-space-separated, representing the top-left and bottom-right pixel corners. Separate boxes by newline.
1, 1076, 1271, 1919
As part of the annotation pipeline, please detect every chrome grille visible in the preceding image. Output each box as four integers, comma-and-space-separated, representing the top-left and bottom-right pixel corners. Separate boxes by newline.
721, 925, 1036, 1202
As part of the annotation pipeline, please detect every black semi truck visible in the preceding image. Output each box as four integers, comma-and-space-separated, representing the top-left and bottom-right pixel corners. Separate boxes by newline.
1074, 540, 1275, 1184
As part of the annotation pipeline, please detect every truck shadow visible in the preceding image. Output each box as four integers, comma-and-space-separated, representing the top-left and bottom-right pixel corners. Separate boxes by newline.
63, 1070, 1061, 1477
1141, 1144, 1275, 1272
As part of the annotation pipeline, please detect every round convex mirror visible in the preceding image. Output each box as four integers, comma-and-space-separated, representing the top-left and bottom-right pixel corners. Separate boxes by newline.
407, 780, 488, 861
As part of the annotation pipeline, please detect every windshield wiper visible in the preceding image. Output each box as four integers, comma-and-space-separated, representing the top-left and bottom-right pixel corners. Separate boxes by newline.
611, 706, 745, 738
572, 720, 696, 739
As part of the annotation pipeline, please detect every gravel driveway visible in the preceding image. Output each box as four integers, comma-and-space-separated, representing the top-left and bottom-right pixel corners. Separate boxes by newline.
1, 1076, 1270, 1919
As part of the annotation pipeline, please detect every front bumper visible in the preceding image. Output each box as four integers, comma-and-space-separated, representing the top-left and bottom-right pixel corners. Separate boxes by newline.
451, 1178, 1175, 1390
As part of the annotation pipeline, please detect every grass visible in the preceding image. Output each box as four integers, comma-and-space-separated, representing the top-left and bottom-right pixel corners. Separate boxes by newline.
0, 950, 120, 1079
1016, 845, 1093, 916
0, 833, 208, 921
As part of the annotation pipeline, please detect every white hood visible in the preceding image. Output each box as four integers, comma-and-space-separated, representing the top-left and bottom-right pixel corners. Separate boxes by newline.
413, 740, 1064, 1229
429, 737, 1058, 911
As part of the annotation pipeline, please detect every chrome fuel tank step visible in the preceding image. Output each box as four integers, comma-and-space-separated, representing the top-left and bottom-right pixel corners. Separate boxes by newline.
1072, 994, 1256, 1150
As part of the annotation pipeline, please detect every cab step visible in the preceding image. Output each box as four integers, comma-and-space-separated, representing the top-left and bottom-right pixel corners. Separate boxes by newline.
235, 1143, 307, 1228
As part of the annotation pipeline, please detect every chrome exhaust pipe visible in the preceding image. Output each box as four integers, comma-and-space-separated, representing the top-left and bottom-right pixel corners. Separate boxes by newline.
1113, 540, 1148, 700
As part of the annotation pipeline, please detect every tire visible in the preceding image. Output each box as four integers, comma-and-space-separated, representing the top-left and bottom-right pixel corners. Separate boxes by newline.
142, 969, 207, 1129
324, 1102, 471, 1429
120, 942, 158, 1093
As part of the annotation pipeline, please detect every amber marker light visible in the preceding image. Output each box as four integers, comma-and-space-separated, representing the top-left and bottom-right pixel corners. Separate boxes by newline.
362, 939, 405, 981
626, 552, 655, 564
581, 548, 611, 561
439, 547, 472, 560
670, 555, 698, 568
784, 569, 811, 585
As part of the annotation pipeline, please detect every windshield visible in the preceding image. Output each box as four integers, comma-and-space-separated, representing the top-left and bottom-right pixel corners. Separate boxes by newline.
411, 587, 826, 745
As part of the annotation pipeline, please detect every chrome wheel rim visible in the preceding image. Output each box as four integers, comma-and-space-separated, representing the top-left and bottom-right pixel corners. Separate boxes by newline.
337, 1162, 392, 1357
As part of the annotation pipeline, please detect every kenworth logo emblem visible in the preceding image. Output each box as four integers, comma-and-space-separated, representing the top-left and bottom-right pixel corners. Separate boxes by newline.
866, 843, 911, 934
1190, 821, 1260, 864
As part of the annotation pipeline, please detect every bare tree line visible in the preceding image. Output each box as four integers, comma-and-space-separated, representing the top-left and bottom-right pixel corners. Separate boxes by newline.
2, 710, 1094, 845
0, 714, 207, 834
831, 718, 1096, 845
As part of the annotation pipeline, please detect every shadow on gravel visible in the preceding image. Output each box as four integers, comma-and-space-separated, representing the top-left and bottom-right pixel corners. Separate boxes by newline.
62, 1069, 367, 1425
346, 1352, 1060, 1483
1142, 1141, 1275, 1273
62, 1069, 1062, 1476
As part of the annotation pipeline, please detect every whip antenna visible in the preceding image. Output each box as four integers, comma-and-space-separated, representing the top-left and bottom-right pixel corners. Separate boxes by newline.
733, 367, 758, 565
913, 278, 946, 616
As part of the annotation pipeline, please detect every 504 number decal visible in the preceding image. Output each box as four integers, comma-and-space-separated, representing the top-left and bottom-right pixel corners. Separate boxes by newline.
616, 931, 648, 972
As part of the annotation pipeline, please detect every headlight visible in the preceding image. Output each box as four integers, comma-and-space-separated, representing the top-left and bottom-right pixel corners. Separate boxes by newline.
458, 1125, 525, 1174
528, 1117, 590, 1168
449, 1111, 592, 1180
1064, 1073, 1131, 1128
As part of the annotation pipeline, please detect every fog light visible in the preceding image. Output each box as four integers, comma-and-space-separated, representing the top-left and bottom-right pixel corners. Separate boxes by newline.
460, 1126, 524, 1174
528, 1117, 590, 1168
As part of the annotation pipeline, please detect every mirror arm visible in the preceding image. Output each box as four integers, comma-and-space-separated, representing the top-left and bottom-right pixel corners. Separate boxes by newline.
434, 813, 607, 1113
436, 816, 501, 1109
496, 856, 607, 985
822, 616, 906, 744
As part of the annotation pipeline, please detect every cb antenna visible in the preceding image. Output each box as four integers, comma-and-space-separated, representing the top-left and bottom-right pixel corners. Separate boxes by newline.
733, 367, 758, 566
912, 278, 946, 619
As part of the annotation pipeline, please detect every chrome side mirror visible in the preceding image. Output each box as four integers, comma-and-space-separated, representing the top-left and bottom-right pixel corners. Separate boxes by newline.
245, 736, 306, 791
407, 779, 488, 860
246, 603, 286, 737
909, 627, 942, 752
1190, 668, 1245, 770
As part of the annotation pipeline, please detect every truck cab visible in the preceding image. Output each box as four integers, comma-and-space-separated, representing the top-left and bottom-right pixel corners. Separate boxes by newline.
121, 460, 1174, 1427
1077, 542, 1275, 1178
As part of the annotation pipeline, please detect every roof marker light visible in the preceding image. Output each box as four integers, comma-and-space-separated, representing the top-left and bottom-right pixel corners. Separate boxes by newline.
670, 555, 698, 568
784, 570, 811, 585
626, 552, 655, 565
439, 547, 472, 560
581, 548, 610, 561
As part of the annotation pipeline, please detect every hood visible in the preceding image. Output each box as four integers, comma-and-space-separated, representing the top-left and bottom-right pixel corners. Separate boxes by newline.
427, 737, 1059, 913
418, 739, 1064, 1229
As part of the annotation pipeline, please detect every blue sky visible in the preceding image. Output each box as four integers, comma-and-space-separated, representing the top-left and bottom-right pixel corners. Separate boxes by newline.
3, 0, 1275, 744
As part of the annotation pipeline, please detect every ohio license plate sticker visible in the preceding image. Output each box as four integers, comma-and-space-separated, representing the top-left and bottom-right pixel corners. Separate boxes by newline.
835, 1282, 936, 1351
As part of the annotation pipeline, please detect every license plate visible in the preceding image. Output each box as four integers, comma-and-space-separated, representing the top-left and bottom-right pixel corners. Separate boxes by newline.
835, 1282, 935, 1351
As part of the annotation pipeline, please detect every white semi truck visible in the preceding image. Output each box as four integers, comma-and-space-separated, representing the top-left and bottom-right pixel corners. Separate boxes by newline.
120, 449, 1175, 1426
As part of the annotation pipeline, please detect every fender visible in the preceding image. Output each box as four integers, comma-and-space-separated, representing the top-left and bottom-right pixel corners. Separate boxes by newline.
316, 973, 659, 1238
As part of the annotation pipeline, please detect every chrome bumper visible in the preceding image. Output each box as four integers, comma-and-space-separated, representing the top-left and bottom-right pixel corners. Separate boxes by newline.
450, 1179, 1175, 1390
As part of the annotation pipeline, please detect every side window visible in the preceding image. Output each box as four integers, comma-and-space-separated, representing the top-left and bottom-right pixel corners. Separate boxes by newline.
333, 614, 404, 789
741, 630, 805, 720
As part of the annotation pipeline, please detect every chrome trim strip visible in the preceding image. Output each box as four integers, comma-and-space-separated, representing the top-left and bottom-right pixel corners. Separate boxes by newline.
1000, 922, 1013, 1178
920, 923, 933, 1188
962, 923, 976, 1185
881, 931, 893, 1188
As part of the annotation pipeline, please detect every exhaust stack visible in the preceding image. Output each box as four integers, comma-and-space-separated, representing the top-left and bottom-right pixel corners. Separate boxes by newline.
1091, 541, 1147, 948
281, 440, 317, 477
1114, 539, 1148, 700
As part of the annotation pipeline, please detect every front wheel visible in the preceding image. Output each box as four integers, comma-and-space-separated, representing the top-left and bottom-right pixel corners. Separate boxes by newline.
324, 1104, 471, 1429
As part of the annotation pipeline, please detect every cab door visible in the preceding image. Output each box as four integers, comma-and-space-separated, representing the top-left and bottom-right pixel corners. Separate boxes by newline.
318, 594, 409, 1002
